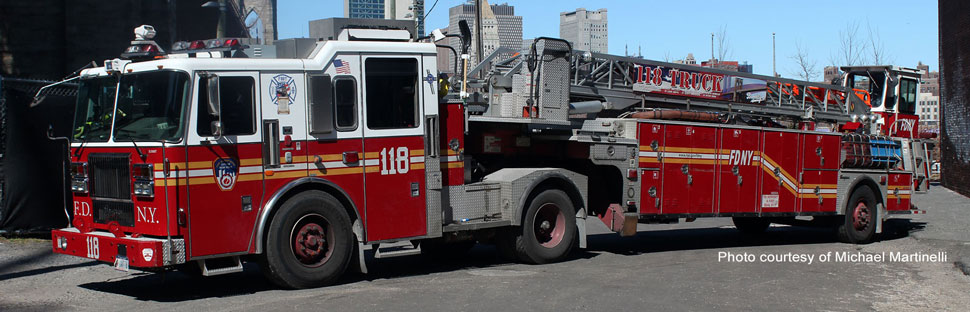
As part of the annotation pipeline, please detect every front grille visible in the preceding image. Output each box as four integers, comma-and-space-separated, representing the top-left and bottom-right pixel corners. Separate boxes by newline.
93, 200, 135, 227
89, 153, 131, 199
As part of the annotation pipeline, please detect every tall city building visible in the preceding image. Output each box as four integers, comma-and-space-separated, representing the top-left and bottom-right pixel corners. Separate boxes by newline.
344, 0, 425, 36
345, 0, 385, 19
559, 8, 608, 53
917, 92, 940, 127
444, 0, 522, 73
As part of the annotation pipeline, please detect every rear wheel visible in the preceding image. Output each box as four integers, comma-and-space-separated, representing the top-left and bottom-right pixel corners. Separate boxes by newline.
498, 189, 577, 264
837, 187, 878, 244
732, 217, 771, 235
260, 191, 353, 289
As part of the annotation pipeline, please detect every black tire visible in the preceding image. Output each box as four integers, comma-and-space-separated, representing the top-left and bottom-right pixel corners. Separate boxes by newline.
260, 191, 354, 289
732, 217, 771, 235
499, 189, 577, 264
837, 186, 878, 244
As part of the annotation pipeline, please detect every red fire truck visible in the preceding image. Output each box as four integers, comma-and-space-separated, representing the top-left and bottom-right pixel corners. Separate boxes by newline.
50, 21, 930, 289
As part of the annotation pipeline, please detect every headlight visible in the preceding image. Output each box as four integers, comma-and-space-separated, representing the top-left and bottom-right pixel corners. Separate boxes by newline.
57, 236, 68, 250
132, 163, 155, 197
70, 162, 89, 194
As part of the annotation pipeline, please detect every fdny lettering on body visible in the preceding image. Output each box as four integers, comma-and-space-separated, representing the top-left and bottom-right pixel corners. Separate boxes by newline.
728, 150, 756, 166
73, 200, 92, 217
136, 206, 159, 224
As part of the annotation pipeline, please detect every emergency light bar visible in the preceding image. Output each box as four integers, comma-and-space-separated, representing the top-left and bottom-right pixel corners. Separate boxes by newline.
171, 38, 246, 54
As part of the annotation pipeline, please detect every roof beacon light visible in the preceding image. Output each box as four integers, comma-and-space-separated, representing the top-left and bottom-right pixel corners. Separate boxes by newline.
133, 25, 156, 40
121, 25, 165, 60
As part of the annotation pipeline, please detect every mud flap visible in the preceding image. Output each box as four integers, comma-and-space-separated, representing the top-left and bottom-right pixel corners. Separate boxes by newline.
577, 207, 587, 249
876, 203, 885, 234
351, 220, 368, 274
598, 204, 639, 237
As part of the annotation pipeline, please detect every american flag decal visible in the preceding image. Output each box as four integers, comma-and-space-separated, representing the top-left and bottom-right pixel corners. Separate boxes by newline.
333, 59, 351, 74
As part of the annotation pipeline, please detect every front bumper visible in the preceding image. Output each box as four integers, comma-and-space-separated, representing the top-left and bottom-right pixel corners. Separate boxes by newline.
51, 228, 185, 268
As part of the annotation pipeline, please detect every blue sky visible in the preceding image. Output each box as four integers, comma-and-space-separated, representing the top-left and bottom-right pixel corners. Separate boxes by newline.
277, 0, 938, 77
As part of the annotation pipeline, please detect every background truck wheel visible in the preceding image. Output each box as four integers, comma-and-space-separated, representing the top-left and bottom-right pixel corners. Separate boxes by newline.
260, 191, 353, 289
837, 186, 878, 244
499, 189, 577, 264
732, 217, 771, 235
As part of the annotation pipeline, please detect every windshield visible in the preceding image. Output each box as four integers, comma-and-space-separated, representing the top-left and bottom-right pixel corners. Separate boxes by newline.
849, 72, 886, 108
73, 76, 118, 142
112, 71, 190, 141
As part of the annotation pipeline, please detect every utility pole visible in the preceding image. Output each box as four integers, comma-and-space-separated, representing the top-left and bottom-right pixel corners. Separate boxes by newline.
711, 32, 715, 67
474, 0, 483, 64
772, 32, 777, 77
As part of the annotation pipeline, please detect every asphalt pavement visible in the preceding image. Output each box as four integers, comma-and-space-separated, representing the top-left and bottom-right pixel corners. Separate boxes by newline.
1, 185, 968, 311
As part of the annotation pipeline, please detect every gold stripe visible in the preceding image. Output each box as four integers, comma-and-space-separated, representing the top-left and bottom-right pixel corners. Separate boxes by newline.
238, 173, 263, 182
316, 154, 344, 161
365, 166, 380, 173
312, 167, 364, 176
445, 162, 464, 169
364, 152, 379, 159
240, 158, 263, 166
265, 170, 308, 180
156, 178, 187, 187
802, 184, 838, 189
760, 155, 798, 185
410, 163, 426, 170
409, 149, 425, 156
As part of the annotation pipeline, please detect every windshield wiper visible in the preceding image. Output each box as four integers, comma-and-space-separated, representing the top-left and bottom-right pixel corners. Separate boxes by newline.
128, 138, 147, 160
73, 138, 87, 159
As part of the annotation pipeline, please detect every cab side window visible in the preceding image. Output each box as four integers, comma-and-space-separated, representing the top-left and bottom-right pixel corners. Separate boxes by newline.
365, 58, 418, 129
334, 77, 358, 131
198, 76, 256, 136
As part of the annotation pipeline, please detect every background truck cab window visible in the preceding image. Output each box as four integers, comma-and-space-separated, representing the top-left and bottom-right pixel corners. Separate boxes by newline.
365, 58, 418, 129
198, 76, 256, 136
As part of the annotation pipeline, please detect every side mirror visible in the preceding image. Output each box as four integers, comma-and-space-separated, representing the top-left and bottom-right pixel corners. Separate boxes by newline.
206, 75, 221, 116
210, 120, 223, 137
458, 20, 472, 54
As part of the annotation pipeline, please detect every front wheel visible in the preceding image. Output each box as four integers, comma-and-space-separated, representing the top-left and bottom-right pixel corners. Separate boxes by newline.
260, 191, 354, 289
497, 189, 577, 264
837, 187, 878, 244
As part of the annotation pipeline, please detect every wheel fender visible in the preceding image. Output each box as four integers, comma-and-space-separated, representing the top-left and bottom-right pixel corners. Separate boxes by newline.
482, 168, 588, 248
841, 175, 885, 234
252, 177, 363, 254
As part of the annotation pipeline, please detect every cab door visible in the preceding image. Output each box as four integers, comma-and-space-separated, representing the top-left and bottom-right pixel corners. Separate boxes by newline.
187, 72, 264, 257
360, 55, 427, 241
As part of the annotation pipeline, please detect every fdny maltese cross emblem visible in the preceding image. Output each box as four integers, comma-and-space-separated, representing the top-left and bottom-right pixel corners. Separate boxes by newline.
213, 158, 239, 191
269, 74, 297, 105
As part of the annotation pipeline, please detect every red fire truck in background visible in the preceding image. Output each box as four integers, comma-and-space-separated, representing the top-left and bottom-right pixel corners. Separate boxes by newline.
50, 20, 931, 289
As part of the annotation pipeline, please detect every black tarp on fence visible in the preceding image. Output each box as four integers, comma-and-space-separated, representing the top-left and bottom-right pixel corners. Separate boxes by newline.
0, 76, 76, 234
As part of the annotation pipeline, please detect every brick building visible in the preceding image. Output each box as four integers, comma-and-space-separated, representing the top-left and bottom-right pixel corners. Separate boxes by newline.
939, 0, 970, 197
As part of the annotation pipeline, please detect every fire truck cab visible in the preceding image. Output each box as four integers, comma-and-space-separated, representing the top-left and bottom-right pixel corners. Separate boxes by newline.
840, 65, 922, 138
